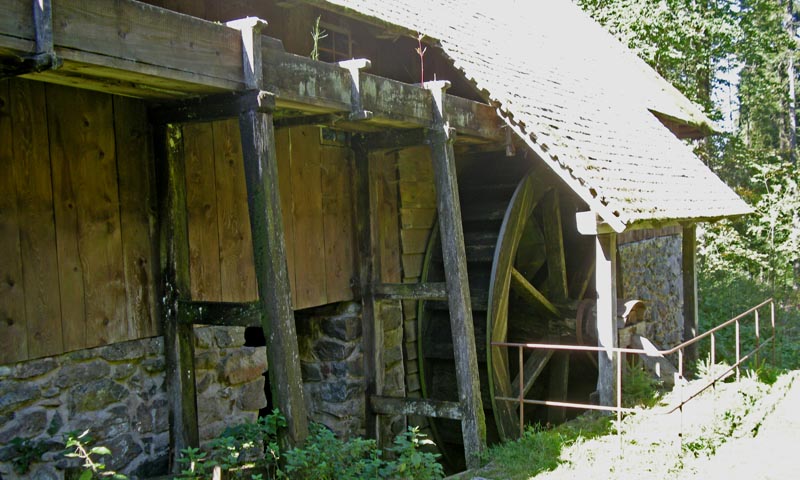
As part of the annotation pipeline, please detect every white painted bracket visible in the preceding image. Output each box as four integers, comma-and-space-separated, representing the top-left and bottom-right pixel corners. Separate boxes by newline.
226, 17, 269, 89
423, 80, 454, 140
338, 58, 374, 121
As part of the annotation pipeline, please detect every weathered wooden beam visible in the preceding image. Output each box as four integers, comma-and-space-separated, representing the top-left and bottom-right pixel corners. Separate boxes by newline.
149, 90, 275, 125
542, 190, 568, 301
682, 223, 698, 368
238, 95, 308, 445
510, 349, 553, 398
155, 124, 199, 473
273, 113, 343, 129
547, 352, 570, 424
370, 396, 463, 420
509, 268, 560, 316
425, 80, 486, 469
362, 128, 427, 150
373, 282, 448, 301
352, 134, 386, 443
177, 301, 261, 327
595, 233, 618, 407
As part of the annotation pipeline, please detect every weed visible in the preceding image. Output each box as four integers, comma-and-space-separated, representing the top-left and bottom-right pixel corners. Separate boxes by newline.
8, 437, 47, 475
63, 430, 127, 479
310, 16, 327, 61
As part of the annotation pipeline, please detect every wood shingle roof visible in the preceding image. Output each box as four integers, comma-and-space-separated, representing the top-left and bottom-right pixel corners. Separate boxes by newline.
315, 0, 752, 231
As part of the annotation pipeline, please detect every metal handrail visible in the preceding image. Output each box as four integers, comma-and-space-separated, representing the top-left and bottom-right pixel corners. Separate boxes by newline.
491, 298, 778, 437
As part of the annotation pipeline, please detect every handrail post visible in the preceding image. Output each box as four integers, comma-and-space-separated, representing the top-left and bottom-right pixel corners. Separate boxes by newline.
710, 333, 716, 367
735, 319, 740, 381
754, 309, 760, 368
519, 346, 524, 438
771, 300, 776, 365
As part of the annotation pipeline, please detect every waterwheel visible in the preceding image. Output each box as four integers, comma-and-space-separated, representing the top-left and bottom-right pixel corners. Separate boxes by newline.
417, 155, 595, 469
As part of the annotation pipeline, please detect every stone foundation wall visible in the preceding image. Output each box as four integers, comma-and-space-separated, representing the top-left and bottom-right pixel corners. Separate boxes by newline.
619, 234, 684, 348
0, 326, 266, 480
296, 302, 366, 439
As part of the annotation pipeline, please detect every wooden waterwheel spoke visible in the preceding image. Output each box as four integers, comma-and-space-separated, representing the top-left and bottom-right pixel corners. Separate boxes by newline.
542, 189, 568, 302
510, 348, 554, 398
509, 267, 560, 317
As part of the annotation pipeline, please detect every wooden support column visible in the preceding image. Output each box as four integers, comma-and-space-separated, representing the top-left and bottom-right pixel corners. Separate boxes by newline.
424, 80, 486, 469
547, 352, 570, 424
682, 223, 699, 367
238, 91, 308, 445
595, 232, 618, 407
156, 124, 199, 473
352, 134, 386, 443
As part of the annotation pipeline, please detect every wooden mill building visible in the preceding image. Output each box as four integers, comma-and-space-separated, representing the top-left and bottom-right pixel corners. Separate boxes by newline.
0, 0, 750, 477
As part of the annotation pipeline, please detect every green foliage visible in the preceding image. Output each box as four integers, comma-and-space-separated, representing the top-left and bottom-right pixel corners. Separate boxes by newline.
479, 413, 611, 479
281, 424, 381, 480
179, 409, 285, 479
176, 411, 443, 480
63, 430, 127, 480
8, 437, 47, 475
282, 425, 443, 480
622, 364, 664, 408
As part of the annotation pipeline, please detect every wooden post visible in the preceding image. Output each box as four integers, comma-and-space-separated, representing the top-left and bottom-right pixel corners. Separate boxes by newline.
238, 91, 308, 445
682, 223, 699, 368
352, 134, 385, 444
156, 124, 199, 473
424, 80, 486, 469
595, 232, 618, 407
547, 352, 570, 424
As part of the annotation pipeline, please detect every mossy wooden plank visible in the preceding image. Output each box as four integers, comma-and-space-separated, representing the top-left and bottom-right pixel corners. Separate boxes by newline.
399, 181, 436, 208
402, 254, 425, 278
114, 96, 159, 338
183, 122, 222, 302
47, 84, 126, 348
401, 228, 431, 255
400, 207, 437, 229
213, 119, 258, 302
275, 127, 297, 307
12, 80, 63, 358
321, 145, 356, 304
157, 123, 199, 470
373, 154, 402, 283
0, 79, 28, 364
289, 126, 327, 308
52, 0, 243, 83
397, 146, 433, 180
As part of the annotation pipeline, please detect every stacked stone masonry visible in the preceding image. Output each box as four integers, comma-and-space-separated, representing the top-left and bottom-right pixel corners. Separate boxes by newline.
619, 234, 685, 349
0, 326, 266, 479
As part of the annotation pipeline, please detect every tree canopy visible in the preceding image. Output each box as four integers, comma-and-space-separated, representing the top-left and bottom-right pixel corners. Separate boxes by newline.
579, 0, 800, 298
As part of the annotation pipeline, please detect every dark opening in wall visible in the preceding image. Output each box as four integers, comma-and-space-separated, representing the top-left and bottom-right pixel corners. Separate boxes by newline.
244, 326, 274, 416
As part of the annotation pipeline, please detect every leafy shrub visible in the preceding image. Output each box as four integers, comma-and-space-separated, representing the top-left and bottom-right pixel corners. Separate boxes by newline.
63, 430, 127, 479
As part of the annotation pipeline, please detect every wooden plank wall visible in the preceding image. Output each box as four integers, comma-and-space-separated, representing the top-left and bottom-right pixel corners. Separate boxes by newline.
0, 79, 158, 364
396, 146, 437, 403
182, 124, 356, 310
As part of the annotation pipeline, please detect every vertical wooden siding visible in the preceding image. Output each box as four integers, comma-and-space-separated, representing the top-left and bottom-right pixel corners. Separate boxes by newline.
0, 79, 158, 364
183, 124, 356, 310
397, 146, 436, 401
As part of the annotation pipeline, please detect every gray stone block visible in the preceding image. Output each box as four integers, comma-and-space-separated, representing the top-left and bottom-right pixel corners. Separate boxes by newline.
100, 342, 146, 362
314, 338, 356, 361
68, 379, 128, 414
321, 313, 362, 342
0, 383, 39, 415
55, 359, 111, 388
13, 358, 58, 379
0, 409, 47, 443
